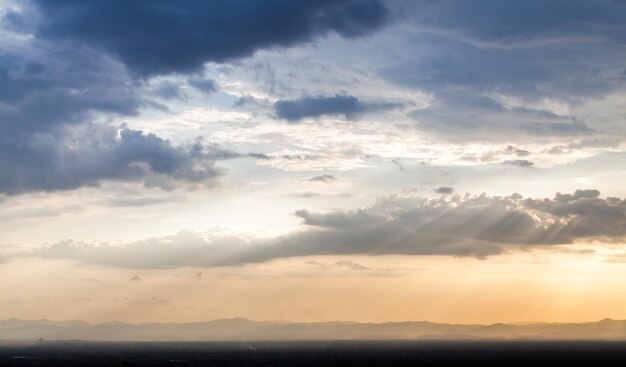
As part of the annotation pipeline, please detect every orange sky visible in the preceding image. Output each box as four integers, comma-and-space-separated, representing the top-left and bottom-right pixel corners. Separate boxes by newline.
2, 245, 626, 324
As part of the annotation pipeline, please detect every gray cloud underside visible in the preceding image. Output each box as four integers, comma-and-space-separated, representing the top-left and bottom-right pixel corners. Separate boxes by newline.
274, 94, 401, 122
435, 186, 454, 194
187, 78, 218, 95
387, 0, 626, 100
398, 0, 626, 46
407, 94, 592, 142
0, 48, 261, 194
237, 190, 624, 262
0, 0, 392, 195
0, 124, 229, 195
0, 49, 142, 136
0, 49, 257, 194
31, 231, 254, 269
503, 160, 534, 168
379, 1, 626, 142
33, 0, 390, 77
3, 190, 624, 268
0, 48, 216, 195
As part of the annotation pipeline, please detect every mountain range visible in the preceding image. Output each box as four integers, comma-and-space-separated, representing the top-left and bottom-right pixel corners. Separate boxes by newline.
1, 318, 626, 341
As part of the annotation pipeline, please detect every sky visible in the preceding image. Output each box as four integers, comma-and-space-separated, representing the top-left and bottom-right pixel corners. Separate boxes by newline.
1, 0, 626, 325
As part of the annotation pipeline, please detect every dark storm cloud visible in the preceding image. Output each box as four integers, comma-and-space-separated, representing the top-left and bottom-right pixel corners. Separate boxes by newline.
400, 0, 626, 45
0, 124, 227, 195
0, 15, 256, 195
0, 49, 219, 195
275, 95, 361, 121
6, 190, 623, 268
0, 50, 143, 136
151, 81, 186, 100
1, 10, 31, 33
0, 46, 254, 195
274, 94, 402, 121
34, 0, 390, 77
1, 1, 391, 195
382, 32, 626, 102
379, 1, 626, 142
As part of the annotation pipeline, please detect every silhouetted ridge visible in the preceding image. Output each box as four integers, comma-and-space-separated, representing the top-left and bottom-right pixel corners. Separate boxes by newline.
2, 318, 626, 341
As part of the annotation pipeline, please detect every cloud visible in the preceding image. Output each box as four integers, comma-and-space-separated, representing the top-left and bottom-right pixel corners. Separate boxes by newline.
373, 2, 626, 143
151, 81, 186, 100
383, 1, 626, 101
30, 231, 255, 269
555, 189, 600, 201
391, 160, 406, 172
187, 78, 218, 95
435, 187, 454, 194
0, 49, 143, 137
407, 94, 592, 142
34, 0, 390, 77
1, 25, 219, 196
1, 8, 33, 34
383, 35, 626, 103
398, 0, 626, 46
309, 175, 337, 183
275, 95, 364, 121
236, 190, 626, 262
334, 259, 368, 270
129, 275, 142, 282
503, 160, 534, 168
290, 191, 351, 199
1, 1, 390, 196
0, 46, 269, 195
0, 124, 229, 195
0, 244, 26, 264
274, 94, 400, 121
506, 146, 531, 157
292, 191, 321, 199
3, 190, 625, 267
104, 195, 187, 208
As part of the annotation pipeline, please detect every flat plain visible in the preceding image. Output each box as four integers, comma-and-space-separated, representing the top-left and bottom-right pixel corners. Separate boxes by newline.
2, 340, 626, 366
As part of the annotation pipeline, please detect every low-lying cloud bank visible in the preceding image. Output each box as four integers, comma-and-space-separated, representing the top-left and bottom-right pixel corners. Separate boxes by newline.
2, 190, 624, 268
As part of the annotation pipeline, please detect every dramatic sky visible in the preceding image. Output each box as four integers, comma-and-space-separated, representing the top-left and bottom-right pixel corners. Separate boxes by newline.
2, 0, 626, 324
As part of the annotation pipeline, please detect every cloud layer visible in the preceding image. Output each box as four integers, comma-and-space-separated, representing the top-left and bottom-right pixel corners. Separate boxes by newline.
3, 0, 390, 194
374, 1, 626, 144
1, 125, 230, 194
34, 0, 390, 76
3, 190, 624, 268
274, 94, 400, 122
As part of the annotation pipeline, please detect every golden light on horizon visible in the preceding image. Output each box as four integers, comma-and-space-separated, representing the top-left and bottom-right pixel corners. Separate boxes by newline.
2, 244, 626, 325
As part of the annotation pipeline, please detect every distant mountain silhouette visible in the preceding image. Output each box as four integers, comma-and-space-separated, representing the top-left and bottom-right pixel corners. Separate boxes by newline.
1, 318, 626, 341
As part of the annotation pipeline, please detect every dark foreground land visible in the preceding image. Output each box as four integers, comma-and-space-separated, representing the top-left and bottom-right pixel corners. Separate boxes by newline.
2, 340, 626, 366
